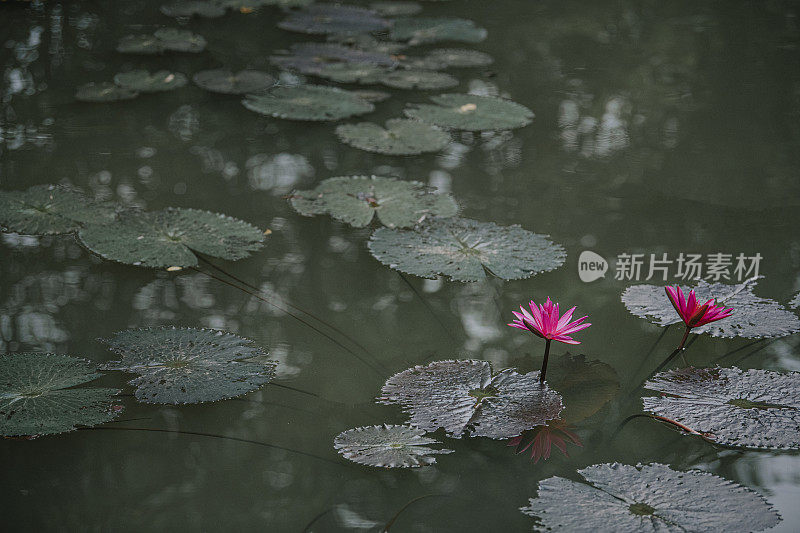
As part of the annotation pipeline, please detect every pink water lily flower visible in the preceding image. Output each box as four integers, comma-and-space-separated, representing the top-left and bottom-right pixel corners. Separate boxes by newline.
665, 286, 733, 350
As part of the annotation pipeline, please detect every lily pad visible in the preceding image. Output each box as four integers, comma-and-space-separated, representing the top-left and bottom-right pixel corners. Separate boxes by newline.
791, 291, 800, 309
336, 119, 450, 155
278, 4, 390, 35
116, 34, 164, 55
643, 366, 800, 449
113, 70, 187, 93
547, 354, 620, 424
404, 93, 534, 131
0, 353, 121, 437
522, 463, 780, 533
334, 424, 453, 467
621, 278, 800, 338
327, 33, 407, 55
389, 17, 487, 45
368, 216, 566, 281
101, 327, 276, 404
381, 69, 459, 90
77, 208, 265, 268
290, 175, 457, 228
0, 185, 117, 235
315, 63, 389, 84
425, 48, 493, 68
270, 43, 396, 76
369, 1, 421, 16
192, 69, 275, 94
75, 82, 138, 103
160, 0, 226, 18
117, 29, 206, 54
378, 360, 563, 439
242, 85, 375, 121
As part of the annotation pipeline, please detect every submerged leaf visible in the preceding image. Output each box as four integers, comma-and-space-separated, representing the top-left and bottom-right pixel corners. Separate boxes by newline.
381, 69, 459, 90
425, 48, 493, 68
335, 119, 450, 155
378, 360, 563, 439
278, 4, 389, 35
75, 82, 138, 102
389, 17, 487, 45
242, 85, 375, 121
643, 366, 800, 449
290, 175, 457, 228
546, 354, 620, 424
160, 0, 226, 18
522, 463, 780, 532
0, 185, 117, 235
621, 278, 800, 338
101, 327, 276, 404
192, 69, 275, 94
77, 207, 264, 268
334, 424, 453, 467
113, 70, 188, 92
404, 93, 534, 131
368, 216, 565, 282
0, 353, 121, 437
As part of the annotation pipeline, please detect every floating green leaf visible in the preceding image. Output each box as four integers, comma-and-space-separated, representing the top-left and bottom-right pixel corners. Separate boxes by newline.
101, 327, 276, 404
425, 48, 493, 68
270, 43, 396, 76
546, 354, 620, 424
378, 360, 563, 439
368, 216, 565, 281
117, 29, 206, 54
75, 82, 138, 103
113, 70, 188, 93
192, 69, 275, 94
278, 4, 389, 35
327, 33, 407, 55
77, 208, 264, 268
336, 119, 450, 155
116, 34, 163, 55
621, 278, 800, 338
242, 85, 375, 121
334, 424, 453, 468
404, 93, 534, 131
390, 17, 487, 45
160, 0, 226, 18
0, 353, 121, 437
369, 1, 421, 16
381, 69, 459, 90
643, 366, 800, 449
290, 175, 457, 228
522, 463, 780, 532
0, 185, 117, 235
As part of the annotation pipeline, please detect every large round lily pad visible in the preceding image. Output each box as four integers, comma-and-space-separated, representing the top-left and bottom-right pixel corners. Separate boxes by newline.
404, 93, 534, 131
113, 70, 188, 92
389, 17, 487, 45
270, 43, 396, 76
335, 119, 450, 155
101, 327, 276, 404
334, 424, 453, 468
160, 1, 227, 18
378, 360, 563, 439
290, 175, 457, 228
522, 463, 780, 532
75, 82, 138, 102
425, 48, 493, 68
0, 353, 121, 437
381, 69, 459, 90
621, 278, 800, 338
643, 366, 800, 449
368, 216, 566, 282
278, 4, 389, 35
192, 69, 275, 94
0, 185, 117, 235
242, 85, 375, 121
77, 207, 265, 268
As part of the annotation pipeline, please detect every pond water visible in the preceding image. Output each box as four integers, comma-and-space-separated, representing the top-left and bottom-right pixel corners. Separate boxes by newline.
2, 0, 800, 531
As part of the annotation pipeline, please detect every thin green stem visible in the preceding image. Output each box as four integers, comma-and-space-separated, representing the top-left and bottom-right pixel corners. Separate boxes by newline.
540, 339, 552, 384
676, 326, 691, 351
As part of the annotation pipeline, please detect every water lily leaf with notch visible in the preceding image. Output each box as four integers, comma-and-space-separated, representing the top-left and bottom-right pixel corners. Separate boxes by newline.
315, 63, 389, 84
101, 327, 276, 404
425, 48, 493, 68
242, 85, 375, 121
0, 353, 121, 437
369, 1, 421, 16
270, 43, 396, 76
0, 184, 117, 235
334, 424, 453, 467
368, 216, 565, 282
389, 17, 487, 45
381, 69, 459, 90
75, 82, 138, 102
113, 70, 188, 93
621, 278, 800, 338
546, 354, 620, 424
643, 366, 800, 449
290, 175, 457, 228
404, 93, 534, 131
160, 0, 226, 18
278, 4, 390, 35
378, 360, 563, 439
336, 119, 450, 155
77, 207, 264, 268
522, 462, 780, 532
192, 69, 275, 94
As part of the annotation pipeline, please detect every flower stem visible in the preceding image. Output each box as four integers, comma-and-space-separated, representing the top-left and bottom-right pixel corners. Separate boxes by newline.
540, 339, 552, 384
676, 326, 691, 351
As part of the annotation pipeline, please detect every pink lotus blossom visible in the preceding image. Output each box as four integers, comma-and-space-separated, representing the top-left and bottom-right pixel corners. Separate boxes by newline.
508, 297, 591, 345
665, 286, 733, 329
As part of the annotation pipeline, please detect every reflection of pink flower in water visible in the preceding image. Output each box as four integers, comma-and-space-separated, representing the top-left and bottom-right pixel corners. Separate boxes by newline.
665, 286, 733, 350
508, 419, 582, 463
